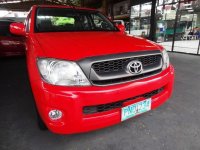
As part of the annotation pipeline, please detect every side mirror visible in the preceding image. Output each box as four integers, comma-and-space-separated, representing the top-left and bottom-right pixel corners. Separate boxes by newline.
115, 24, 125, 34
10, 22, 25, 36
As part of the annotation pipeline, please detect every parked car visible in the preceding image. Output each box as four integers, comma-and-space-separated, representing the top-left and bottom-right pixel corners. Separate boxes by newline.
10, 5, 174, 134
0, 19, 25, 57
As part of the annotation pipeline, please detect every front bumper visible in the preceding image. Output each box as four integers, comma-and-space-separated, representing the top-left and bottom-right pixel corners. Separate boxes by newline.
32, 65, 174, 134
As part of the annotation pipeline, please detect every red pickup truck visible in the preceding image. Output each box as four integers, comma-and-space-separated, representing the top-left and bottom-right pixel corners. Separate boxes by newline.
0, 20, 25, 57
10, 5, 174, 134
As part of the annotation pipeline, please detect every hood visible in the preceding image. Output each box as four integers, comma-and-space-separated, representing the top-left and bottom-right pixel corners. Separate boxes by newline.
34, 32, 161, 61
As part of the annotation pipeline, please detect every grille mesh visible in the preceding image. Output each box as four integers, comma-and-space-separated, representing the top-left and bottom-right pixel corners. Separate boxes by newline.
83, 87, 164, 114
92, 55, 161, 74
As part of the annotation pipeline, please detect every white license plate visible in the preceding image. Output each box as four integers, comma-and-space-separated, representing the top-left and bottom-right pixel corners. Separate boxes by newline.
121, 98, 151, 121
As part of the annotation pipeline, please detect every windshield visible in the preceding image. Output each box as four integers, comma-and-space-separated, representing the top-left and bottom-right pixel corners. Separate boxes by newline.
35, 7, 118, 32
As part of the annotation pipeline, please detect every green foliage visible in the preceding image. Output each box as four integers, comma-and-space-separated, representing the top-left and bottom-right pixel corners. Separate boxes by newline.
67, 0, 81, 6
51, 17, 75, 26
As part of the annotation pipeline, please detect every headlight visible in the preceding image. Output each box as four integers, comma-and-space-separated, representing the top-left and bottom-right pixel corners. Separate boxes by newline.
37, 58, 91, 86
162, 49, 170, 70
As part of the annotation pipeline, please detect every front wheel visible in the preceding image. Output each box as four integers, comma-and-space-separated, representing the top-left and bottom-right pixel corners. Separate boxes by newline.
35, 107, 47, 130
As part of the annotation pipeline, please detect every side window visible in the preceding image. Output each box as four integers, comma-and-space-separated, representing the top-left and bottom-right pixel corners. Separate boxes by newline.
91, 14, 110, 30
79, 14, 92, 30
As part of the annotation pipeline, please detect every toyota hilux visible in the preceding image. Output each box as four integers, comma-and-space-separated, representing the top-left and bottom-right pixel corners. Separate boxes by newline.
10, 5, 174, 134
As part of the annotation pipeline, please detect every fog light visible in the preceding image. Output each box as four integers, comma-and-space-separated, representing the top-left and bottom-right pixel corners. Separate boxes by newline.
49, 110, 62, 120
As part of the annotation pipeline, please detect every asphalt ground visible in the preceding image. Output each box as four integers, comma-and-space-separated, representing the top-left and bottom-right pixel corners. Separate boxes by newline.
0, 53, 200, 150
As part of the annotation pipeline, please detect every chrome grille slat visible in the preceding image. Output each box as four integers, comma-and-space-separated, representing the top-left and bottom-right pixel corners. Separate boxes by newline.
91, 69, 162, 86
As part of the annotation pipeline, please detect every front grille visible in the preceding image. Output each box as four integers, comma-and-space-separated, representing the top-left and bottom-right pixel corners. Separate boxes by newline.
83, 87, 164, 114
77, 50, 163, 86
92, 55, 161, 74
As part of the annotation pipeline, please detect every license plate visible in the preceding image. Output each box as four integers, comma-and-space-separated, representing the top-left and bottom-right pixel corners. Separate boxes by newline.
121, 98, 151, 121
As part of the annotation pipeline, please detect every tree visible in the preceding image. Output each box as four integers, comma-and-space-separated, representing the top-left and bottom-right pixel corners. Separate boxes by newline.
67, 0, 81, 6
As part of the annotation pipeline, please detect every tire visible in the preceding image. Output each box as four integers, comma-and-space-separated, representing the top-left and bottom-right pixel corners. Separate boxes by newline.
35, 107, 47, 130
27, 73, 47, 131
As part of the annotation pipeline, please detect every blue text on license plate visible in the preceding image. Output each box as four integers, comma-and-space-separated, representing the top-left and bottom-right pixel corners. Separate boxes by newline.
121, 98, 151, 121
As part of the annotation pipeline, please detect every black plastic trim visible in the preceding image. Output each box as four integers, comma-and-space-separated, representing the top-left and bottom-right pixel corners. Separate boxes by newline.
83, 87, 164, 114
77, 50, 162, 86
78, 50, 161, 78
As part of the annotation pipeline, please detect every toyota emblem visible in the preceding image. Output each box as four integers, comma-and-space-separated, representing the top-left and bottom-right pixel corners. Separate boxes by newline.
127, 60, 143, 74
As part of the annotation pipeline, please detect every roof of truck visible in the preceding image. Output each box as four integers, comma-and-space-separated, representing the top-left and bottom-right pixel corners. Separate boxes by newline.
32, 5, 97, 11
